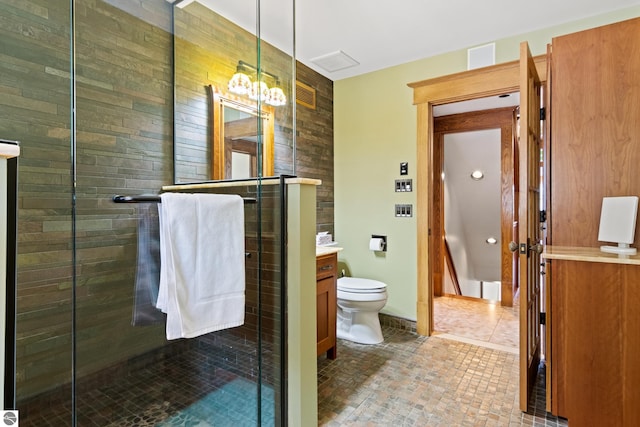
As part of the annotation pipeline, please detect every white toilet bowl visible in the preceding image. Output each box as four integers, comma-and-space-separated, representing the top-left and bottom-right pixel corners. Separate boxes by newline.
336, 277, 388, 344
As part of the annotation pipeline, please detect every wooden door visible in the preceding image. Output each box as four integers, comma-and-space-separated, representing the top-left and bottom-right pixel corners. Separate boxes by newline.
518, 41, 542, 411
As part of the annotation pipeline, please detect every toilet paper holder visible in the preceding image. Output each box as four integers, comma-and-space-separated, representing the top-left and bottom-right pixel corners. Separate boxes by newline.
371, 234, 387, 252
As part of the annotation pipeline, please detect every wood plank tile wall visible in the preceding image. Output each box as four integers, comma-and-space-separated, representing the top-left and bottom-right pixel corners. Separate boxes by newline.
296, 62, 335, 236
0, 0, 334, 400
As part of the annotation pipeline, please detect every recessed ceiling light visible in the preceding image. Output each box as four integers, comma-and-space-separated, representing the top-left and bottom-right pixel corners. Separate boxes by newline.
486, 237, 498, 245
470, 170, 484, 180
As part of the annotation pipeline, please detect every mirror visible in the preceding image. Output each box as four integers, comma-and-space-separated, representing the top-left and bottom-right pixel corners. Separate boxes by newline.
171, 2, 295, 185
211, 89, 274, 180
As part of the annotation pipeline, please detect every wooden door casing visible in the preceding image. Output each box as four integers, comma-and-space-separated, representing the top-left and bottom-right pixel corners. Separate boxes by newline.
409, 55, 547, 336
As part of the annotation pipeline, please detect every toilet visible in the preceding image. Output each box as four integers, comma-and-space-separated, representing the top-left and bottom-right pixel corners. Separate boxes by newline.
336, 277, 388, 344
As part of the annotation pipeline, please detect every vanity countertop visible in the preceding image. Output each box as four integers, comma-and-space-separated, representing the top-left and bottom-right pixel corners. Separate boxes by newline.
316, 246, 343, 257
542, 245, 640, 265
0, 139, 20, 159
162, 177, 321, 191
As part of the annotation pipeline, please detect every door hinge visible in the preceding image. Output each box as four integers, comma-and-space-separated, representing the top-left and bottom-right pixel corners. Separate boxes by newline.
539, 210, 547, 223
540, 107, 546, 120
540, 312, 546, 325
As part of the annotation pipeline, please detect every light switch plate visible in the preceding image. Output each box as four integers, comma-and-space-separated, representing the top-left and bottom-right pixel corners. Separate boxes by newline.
395, 179, 413, 192
395, 204, 413, 217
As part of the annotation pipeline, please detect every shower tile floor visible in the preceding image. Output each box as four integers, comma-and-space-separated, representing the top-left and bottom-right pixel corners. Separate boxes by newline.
18, 338, 277, 427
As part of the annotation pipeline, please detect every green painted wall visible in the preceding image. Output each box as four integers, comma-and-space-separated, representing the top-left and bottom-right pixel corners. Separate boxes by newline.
334, 6, 640, 321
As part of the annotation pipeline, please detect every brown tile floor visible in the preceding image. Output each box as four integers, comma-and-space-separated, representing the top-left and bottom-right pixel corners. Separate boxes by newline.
318, 325, 567, 426
18, 295, 557, 426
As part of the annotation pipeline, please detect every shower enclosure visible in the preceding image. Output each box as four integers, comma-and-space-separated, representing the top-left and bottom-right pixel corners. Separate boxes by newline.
1, 0, 296, 425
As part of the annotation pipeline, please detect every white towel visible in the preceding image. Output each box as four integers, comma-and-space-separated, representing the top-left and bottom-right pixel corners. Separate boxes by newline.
157, 193, 245, 339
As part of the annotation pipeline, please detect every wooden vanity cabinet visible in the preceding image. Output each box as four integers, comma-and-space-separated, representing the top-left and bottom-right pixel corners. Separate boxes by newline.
316, 253, 337, 359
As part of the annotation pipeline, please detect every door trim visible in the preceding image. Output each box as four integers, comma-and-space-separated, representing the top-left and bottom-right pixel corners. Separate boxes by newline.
408, 56, 546, 336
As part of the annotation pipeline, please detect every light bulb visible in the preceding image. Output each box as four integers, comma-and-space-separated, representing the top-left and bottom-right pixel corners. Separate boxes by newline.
228, 72, 251, 95
249, 81, 269, 101
266, 86, 287, 106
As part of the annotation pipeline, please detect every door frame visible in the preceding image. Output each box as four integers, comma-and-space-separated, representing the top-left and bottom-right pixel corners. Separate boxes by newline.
408, 56, 547, 337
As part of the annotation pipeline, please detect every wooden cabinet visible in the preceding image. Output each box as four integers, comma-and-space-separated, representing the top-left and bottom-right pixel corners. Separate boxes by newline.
546, 17, 640, 423
544, 249, 640, 426
316, 253, 337, 359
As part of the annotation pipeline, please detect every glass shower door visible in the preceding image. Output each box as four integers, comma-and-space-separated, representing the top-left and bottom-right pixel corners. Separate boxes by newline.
71, 0, 292, 425
1, 0, 75, 424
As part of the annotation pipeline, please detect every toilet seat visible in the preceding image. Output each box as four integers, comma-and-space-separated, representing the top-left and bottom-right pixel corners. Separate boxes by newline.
337, 277, 387, 294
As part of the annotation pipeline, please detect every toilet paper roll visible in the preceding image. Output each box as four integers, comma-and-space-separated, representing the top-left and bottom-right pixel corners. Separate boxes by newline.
369, 237, 385, 251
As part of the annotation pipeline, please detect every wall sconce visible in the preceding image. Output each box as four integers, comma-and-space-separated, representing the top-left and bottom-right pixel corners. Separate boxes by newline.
228, 61, 287, 107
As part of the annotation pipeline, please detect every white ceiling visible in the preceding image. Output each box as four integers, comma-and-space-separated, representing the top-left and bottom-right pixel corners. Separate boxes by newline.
198, 0, 640, 81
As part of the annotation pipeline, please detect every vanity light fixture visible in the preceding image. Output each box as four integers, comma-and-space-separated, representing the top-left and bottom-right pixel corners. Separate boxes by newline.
486, 237, 498, 245
470, 170, 484, 180
228, 60, 287, 106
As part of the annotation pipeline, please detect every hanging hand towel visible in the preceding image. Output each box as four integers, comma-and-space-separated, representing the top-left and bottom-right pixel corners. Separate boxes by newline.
132, 202, 165, 326
157, 193, 245, 339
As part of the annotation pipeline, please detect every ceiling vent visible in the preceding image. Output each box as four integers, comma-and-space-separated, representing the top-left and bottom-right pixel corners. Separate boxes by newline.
296, 80, 316, 110
467, 43, 496, 70
310, 50, 359, 72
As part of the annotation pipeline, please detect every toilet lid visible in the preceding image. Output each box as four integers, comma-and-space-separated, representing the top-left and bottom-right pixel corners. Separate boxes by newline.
338, 277, 387, 293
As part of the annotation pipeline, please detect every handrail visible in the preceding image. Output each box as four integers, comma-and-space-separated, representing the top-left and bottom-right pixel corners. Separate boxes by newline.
444, 238, 462, 296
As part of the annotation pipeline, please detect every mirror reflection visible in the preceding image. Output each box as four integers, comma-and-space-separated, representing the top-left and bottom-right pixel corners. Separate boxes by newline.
211, 90, 274, 180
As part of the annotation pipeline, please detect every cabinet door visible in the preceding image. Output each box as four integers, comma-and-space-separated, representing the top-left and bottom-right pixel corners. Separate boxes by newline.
316, 276, 336, 357
548, 17, 640, 421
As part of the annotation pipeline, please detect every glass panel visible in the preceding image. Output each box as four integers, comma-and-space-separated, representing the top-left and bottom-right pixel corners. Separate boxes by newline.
72, 1, 176, 425
260, 0, 295, 179
173, 0, 296, 183
173, 0, 260, 183
71, 0, 263, 425
5, 0, 291, 424
1, 0, 74, 423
